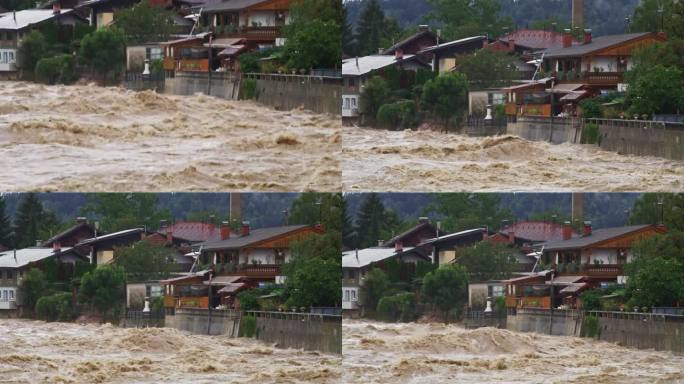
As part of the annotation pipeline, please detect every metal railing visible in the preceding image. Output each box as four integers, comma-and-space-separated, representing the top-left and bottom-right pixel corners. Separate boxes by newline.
588, 310, 684, 323
244, 310, 342, 322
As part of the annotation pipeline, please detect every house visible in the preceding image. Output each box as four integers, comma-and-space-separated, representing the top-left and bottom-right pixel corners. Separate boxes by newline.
504, 223, 667, 310
0, 246, 87, 316
0, 7, 84, 79
196, 0, 292, 46
75, 0, 139, 29
161, 223, 324, 309
418, 228, 487, 266
381, 25, 439, 60
342, 52, 429, 119
40, 217, 97, 249
341, 243, 431, 317
381, 217, 445, 248
418, 35, 488, 73
75, 228, 146, 265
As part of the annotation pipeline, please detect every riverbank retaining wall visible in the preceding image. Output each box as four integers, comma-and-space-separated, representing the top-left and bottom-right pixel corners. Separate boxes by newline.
163, 72, 240, 100
506, 117, 582, 144
590, 311, 684, 353
506, 308, 583, 337
248, 73, 341, 115
248, 311, 342, 354
165, 308, 241, 337
592, 118, 684, 161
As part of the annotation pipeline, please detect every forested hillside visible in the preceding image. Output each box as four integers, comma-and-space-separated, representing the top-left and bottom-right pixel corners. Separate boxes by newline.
345, 0, 641, 37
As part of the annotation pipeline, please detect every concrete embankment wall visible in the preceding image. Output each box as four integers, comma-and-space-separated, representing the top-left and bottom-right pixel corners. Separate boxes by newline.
165, 308, 241, 337
250, 311, 342, 354
250, 74, 341, 115
164, 72, 240, 100
506, 117, 582, 144
506, 309, 583, 337
593, 119, 684, 161
592, 311, 684, 353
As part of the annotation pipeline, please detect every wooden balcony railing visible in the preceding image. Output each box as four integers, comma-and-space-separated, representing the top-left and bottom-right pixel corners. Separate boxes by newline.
219, 264, 282, 278
505, 103, 552, 117
163, 57, 209, 72
553, 71, 624, 86
164, 295, 209, 309
505, 295, 551, 309
209, 26, 282, 40
555, 263, 623, 277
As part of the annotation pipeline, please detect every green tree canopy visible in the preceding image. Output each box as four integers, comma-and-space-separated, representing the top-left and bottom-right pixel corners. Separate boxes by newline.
114, 0, 175, 44
625, 65, 684, 116
113, 240, 175, 282
19, 268, 48, 313
0, 195, 13, 248
282, 0, 342, 70
288, 193, 345, 234
629, 193, 684, 231
81, 193, 170, 233
360, 76, 391, 119
12, 193, 62, 249
421, 72, 469, 129
427, 0, 511, 41
631, 0, 684, 39
422, 264, 469, 323
354, 0, 403, 56
456, 49, 516, 90
353, 193, 404, 249
455, 241, 516, 282
79, 27, 126, 85
17, 30, 47, 77
79, 264, 126, 317
361, 267, 390, 312
428, 193, 512, 233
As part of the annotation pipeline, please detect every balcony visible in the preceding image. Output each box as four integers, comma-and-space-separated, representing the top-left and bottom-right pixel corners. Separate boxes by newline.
218, 263, 282, 279
164, 295, 209, 309
0, 300, 17, 310
505, 295, 551, 309
555, 263, 623, 278
553, 71, 624, 86
505, 103, 551, 117
208, 26, 282, 40
163, 57, 209, 72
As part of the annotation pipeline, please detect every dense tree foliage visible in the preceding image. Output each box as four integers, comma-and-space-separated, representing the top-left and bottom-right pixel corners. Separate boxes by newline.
456, 49, 517, 90
427, 0, 511, 40
79, 265, 127, 318
81, 193, 170, 233
283, 0, 342, 70
113, 240, 175, 282
19, 268, 48, 313
428, 193, 512, 233
631, 0, 684, 39
353, 193, 404, 249
629, 193, 684, 231
361, 267, 390, 312
422, 264, 469, 323
360, 76, 391, 119
79, 27, 126, 85
114, 0, 175, 44
455, 242, 516, 282
352, 0, 403, 56
0, 195, 13, 248
421, 72, 469, 129
17, 30, 47, 78
12, 193, 61, 248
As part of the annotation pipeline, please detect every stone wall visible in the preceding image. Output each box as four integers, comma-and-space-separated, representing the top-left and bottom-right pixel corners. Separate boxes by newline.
249, 73, 341, 115
593, 119, 684, 161
591, 311, 684, 353
506, 308, 583, 336
507, 117, 582, 144
165, 308, 241, 337
164, 72, 240, 100
249, 311, 342, 354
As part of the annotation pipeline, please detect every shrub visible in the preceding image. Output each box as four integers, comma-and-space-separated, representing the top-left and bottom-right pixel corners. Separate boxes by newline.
376, 100, 418, 130
581, 122, 598, 144
376, 292, 417, 322
18, 30, 47, 78
237, 289, 261, 310
583, 314, 600, 338
494, 296, 506, 314
240, 78, 258, 100
35, 292, 74, 322
238, 52, 260, 73
580, 289, 603, 311
239, 314, 257, 337
360, 76, 390, 119
35, 54, 77, 85
19, 268, 47, 313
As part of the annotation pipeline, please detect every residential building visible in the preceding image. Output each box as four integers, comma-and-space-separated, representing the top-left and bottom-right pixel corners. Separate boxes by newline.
75, 228, 146, 265
381, 217, 445, 248
0, 246, 86, 316
341, 244, 431, 317
419, 228, 487, 266
0, 7, 84, 79
418, 35, 487, 73
40, 217, 97, 249
75, 0, 139, 29
381, 25, 439, 58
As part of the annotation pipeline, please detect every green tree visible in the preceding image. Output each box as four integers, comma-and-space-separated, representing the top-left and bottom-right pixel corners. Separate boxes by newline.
0, 195, 13, 248
422, 264, 469, 323
353, 193, 404, 249
631, 0, 684, 39
114, 0, 175, 44
282, 0, 342, 70
354, 0, 403, 56
79, 265, 126, 318
456, 49, 516, 90
361, 267, 389, 312
35, 292, 75, 322
288, 192, 345, 234
113, 240, 175, 282
579, 97, 603, 119
428, 193, 512, 233
625, 65, 684, 116
19, 268, 48, 314
579, 289, 603, 311
35, 54, 77, 85
376, 292, 416, 322
13, 193, 62, 249
79, 27, 126, 85
360, 75, 390, 120
629, 193, 684, 231
456, 242, 515, 282
237, 289, 261, 310
421, 72, 469, 130
17, 30, 47, 79
427, 0, 511, 40
81, 193, 170, 233
238, 51, 261, 73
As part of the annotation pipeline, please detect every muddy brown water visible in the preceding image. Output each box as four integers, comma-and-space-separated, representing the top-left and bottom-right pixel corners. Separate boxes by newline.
0, 82, 341, 192
342, 127, 684, 192
343, 320, 684, 383
0, 319, 340, 384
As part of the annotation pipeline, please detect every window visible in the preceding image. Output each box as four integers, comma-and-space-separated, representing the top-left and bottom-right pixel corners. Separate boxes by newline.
1, 290, 7, 301
351, 290, 357, 301
9, 290, 14, 301
344, 289, 350, 302
6, 270, 12, 279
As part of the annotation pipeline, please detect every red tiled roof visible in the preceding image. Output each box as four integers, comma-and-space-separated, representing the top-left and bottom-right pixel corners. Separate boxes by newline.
499, 29, 579, 50
501, 221, 578, 243
157, 222, 229, 243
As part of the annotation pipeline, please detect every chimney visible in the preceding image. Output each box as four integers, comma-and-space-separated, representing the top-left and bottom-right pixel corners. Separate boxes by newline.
418, 217, 429, 224
220, 221, 230, 240
583, 29, 592, 44
508, 38, 515, 52
377, 240, 384, 247
572, 0, 584, 29
395, 49, 404, 60
563, 221, 572, 240
35, 240, 41, 246
507, 231, 515, 244
395, 241, 403, 253
53, 241, 61, 252
657, 31, 668, 40
240, 221, 250, 237
160, 219, 168, 229
378, 48, 384, 54
52, 2, 61, 14
583, 221, 592, 237
166, 229, 173, 244
76, 216, 87, 224
418, 24, 429, 32
563, 29, 573, 48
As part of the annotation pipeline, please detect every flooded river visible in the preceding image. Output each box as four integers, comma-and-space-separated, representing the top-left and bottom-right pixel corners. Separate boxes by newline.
342, 127, 684, 192
0, 319, 340, 384
343, 320, 684, 383
0, 82, 341, 192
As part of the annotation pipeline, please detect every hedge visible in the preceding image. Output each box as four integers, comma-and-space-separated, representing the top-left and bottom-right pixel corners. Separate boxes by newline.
239, 315, 257, 337
376, 100, 418, 130
35, 54, 77, 85
35, 292, 75, 322
376, 292, 417, 322
240, 78, 258, 100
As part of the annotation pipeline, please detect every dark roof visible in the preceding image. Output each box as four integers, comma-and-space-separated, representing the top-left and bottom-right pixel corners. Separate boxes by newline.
542, 32, 652, 58
200, 0, 268, 13
41, 222, 94, 247
542, 225, 660, 251
498, 29, 578, 50
418, 35, 486, 54
76, 228, 144, 247
381, 29, 439, 55
419, 228, 486, 246
381, 221, 445, 247
198, 224, 309, 251
157, 222, 226, 243
499, 221, 578, 243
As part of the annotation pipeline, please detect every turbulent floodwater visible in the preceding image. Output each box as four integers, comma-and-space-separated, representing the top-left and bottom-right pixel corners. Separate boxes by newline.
342, 127, 684, 191
0, 82, 341, 192
0, 319, 340, 384
343, 320, 684, 383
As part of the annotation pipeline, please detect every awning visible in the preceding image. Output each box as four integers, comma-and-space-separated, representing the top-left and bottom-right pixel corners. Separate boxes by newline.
217, 282, 246, 294
159, 270, 210, 284
217, 45, 246, 57
203, 275, 244, 286
546, 83, 585, 94
560, 90, 588, 102
559, 282, 589, 294
546, 275, 585, 286
204, 38, 244, 48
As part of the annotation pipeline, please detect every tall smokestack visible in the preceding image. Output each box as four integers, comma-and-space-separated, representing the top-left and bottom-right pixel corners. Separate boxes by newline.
572, 192, 584, 224
572, 0, 584, 29
230, 193, 241, 222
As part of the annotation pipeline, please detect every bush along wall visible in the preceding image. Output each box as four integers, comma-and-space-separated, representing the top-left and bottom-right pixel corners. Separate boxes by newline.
239, 314, 257, 337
